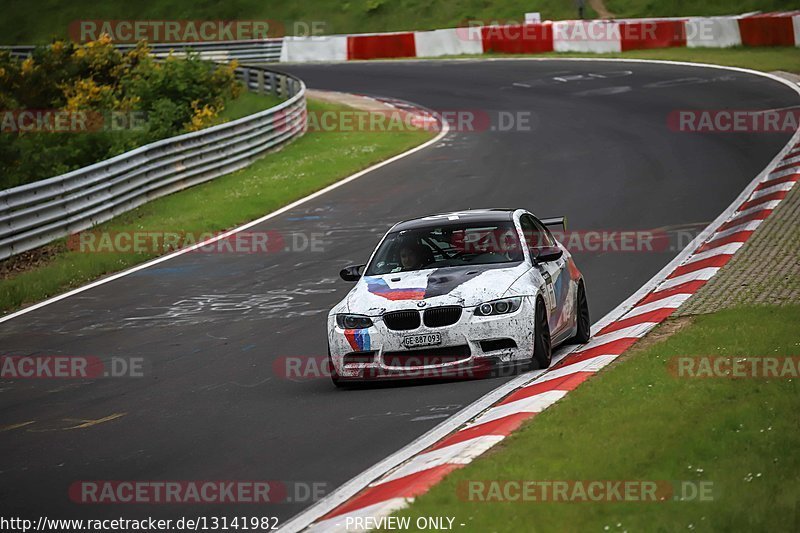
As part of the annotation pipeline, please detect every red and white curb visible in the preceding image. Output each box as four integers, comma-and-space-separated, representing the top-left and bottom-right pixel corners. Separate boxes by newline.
281, 69, 800, 533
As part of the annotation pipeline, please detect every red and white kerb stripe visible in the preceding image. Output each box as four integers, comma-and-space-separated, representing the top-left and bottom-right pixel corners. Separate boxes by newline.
306, 143, 800, 532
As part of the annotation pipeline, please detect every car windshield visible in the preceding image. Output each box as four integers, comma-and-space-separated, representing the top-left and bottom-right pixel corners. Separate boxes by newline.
365, 221, 523, 275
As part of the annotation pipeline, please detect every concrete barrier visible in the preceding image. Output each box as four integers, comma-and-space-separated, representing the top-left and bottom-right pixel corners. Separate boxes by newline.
553, 21, 621, 53
280, 36, 348, 62
347, 33, 416, 60
686, 17, 742, 48
738, 15, 796, 47
621, 20, 686, 51
480, 23, 553, 54
414, 28, 483, 57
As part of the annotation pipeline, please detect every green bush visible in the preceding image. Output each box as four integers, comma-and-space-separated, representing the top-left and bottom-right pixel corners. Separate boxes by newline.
0, 36, 241, 190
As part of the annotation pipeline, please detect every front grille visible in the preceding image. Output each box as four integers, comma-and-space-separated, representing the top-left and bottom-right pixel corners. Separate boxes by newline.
343, 352, 376, 365
423, 306, 462, 328
383, 310, 421, 331
480, 339, 518, 352
383, 345, 471, 367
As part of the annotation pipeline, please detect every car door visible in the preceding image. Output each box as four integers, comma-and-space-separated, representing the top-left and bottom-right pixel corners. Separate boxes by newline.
521, 214, 569, 335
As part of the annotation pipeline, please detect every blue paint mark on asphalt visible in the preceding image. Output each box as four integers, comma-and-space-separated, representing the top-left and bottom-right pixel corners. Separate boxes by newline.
130, 265, 201, 276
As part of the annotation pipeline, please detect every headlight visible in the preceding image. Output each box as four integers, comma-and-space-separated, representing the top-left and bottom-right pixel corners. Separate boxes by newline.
336, 314, 374, 329
474, 297, 522, 317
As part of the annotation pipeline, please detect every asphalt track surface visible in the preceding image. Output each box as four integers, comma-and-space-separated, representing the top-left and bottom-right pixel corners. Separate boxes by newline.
1, 60, 797, 524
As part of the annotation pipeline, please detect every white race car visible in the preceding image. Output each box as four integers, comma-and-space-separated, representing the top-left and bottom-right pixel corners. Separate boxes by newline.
327, 209, 590, 386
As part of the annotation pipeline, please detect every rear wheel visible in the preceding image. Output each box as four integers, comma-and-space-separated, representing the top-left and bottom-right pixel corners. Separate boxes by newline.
568, 282, 591, 344
532, 297, 552, 369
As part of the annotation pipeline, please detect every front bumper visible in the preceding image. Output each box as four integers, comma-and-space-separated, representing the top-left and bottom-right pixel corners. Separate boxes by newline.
327, 298, 536, 381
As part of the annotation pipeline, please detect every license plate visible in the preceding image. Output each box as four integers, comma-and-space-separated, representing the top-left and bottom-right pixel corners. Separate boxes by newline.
403, 333, 442, 348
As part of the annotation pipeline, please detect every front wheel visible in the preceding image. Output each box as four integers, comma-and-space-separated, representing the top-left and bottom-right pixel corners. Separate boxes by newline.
532, 297, 552, 370
568, 282, 591, 344
328, 346, 345, 388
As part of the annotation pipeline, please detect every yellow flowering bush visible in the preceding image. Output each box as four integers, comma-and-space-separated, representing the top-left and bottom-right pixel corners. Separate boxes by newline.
0, 35, 242, 188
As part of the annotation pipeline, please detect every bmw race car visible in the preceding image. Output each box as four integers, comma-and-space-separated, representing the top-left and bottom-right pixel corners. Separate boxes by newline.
326, 209, 590, 386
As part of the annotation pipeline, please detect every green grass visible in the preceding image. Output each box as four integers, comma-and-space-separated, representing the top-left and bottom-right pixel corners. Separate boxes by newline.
218, 90, 284, 122
4, 0, 797, 45
605, 0, 796, 19
416, 46, 800, 73
0, 97, 433, 314
391, 306, 800, 531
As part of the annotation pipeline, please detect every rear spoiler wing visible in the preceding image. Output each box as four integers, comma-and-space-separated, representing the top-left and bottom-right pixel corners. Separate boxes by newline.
540, 216, 567, 233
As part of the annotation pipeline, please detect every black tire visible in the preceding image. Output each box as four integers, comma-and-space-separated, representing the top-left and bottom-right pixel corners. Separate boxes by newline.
328, 347, 345, 388
532, 297, 552, 370
568, 281, 591, 344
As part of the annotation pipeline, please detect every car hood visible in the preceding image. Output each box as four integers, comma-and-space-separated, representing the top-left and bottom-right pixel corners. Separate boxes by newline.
341, 263, 529, 315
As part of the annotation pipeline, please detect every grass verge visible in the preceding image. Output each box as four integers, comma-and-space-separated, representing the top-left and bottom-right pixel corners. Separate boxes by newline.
217, 90, 284, 122
391, 306, 800, 531
413, 46, 800, 74
0, 96, 434, 315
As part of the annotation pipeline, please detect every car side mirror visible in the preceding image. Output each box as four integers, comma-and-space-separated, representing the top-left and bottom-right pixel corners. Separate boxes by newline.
340, 264, 365, 282
532, 246, 563, 263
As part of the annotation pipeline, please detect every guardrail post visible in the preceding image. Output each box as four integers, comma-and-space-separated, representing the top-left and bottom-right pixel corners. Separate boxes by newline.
267, 72, 277, 96
243, 69, 251, 92
279, 75, 287, 99
256, 69, 265, 94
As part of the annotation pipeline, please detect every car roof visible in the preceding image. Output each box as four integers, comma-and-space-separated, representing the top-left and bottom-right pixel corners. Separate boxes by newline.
391, 209, 519, 232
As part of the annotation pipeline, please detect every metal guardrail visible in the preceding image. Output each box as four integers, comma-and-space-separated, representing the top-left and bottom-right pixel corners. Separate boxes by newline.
2, 38, 284, 63
0, 64, 306, 260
